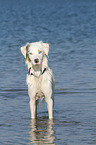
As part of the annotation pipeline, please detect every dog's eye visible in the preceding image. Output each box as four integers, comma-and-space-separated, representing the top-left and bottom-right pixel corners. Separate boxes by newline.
38, 50, 42, 54
29, 53, 33, 55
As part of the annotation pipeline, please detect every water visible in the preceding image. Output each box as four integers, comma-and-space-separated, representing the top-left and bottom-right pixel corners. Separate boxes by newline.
0, 0, 96, 144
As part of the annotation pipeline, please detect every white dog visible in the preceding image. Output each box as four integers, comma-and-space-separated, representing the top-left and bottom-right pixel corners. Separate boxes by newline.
20, 41, 55, 119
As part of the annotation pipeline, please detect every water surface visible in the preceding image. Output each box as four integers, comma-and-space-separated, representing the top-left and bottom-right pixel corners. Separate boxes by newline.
0, 0, 96, 144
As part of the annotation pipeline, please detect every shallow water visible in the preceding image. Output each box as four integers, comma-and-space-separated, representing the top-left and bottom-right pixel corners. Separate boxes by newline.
0, 0, 96, 144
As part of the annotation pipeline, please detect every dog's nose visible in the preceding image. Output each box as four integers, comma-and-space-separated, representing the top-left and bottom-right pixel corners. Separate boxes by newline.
34, 58, 39, 63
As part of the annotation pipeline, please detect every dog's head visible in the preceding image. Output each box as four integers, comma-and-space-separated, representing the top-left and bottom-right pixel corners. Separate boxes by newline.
20, 41, 49, 69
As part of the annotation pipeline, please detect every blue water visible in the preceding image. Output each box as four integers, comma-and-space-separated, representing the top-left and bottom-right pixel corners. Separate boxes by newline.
0, 0, 96, 144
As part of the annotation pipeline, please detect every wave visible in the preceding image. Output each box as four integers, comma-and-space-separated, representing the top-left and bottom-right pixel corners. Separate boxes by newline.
0, 88, 96, 95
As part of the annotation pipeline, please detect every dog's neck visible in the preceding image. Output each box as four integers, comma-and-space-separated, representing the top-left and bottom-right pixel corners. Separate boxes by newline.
28, 65, 47, 78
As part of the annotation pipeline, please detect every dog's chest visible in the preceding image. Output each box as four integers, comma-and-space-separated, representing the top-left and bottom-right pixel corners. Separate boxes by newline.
34, 77, 45, 100
34, 76, 42, 88
27, 75, 45, 100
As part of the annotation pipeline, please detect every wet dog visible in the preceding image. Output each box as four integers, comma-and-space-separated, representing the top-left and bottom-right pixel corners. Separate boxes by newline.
20, 41, 55, 119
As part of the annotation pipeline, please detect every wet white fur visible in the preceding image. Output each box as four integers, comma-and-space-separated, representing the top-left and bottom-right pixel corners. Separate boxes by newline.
20, 41, 55, 119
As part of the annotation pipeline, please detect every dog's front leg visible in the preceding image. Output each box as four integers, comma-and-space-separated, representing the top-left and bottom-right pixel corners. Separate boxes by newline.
30, 99, 37, 119
28, 85, 37, 119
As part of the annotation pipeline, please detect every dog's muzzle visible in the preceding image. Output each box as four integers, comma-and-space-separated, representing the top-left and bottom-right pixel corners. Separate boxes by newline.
34, 58, 39, 64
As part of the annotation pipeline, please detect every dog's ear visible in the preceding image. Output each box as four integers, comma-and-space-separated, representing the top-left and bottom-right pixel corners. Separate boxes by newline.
20, 43, 30, 58
42, 42, 49, 56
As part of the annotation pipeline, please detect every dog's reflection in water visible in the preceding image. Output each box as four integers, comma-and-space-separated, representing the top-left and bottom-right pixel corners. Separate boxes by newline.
29, 117, 56, 144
